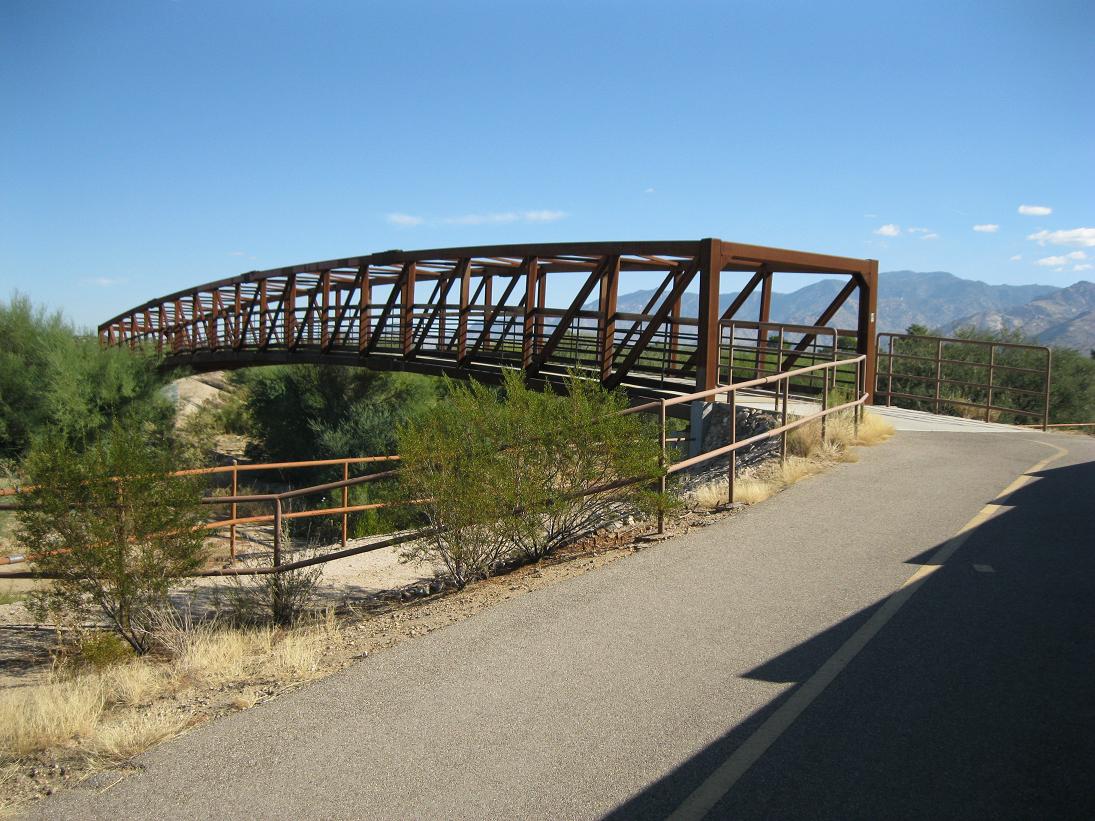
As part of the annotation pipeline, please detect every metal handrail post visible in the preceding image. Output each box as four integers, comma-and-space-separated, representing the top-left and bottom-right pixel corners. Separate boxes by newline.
341, 460, 349, 547
728, 389, 737, 504
780, 378, 790, 464
657, 400, 667, 534
230, 459, 238, 564
273, 498, 283, 568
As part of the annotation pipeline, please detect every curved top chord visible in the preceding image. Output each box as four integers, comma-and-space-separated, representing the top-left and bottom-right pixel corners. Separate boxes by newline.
98, 238, 879, 399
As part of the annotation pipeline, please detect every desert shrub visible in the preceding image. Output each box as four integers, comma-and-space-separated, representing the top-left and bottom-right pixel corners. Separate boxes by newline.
398, 371, 664, 586
0, 294, 175, 460
75, 631, 135, 670
229, 565, 324, 626
18, 423, 207, 653
234, 366, 439, 464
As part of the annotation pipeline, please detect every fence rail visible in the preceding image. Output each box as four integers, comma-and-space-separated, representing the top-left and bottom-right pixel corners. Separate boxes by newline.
875, 332, 1051, 430
1, 356, 869, 576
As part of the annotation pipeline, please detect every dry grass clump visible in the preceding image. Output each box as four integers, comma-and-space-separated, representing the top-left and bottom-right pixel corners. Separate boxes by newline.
0, 614, 341, 765
688, 410, 894, 511
82, 707, 192, 762
732, 476, 777, 505
0, 678, 104, 759
855, 410, 896, 445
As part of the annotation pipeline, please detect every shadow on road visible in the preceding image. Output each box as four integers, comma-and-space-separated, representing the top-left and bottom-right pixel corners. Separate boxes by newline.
605, 456, 1095, 820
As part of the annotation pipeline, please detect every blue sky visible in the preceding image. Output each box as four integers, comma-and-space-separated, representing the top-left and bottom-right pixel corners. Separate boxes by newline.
2, 0, 1093, 329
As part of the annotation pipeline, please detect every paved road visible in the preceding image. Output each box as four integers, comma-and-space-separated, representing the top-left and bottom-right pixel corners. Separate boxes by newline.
31, 429, 1095, 820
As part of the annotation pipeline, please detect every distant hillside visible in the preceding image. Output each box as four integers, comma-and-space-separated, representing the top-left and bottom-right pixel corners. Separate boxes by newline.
598, 270, 1062, 339
947, 281, 1095, 353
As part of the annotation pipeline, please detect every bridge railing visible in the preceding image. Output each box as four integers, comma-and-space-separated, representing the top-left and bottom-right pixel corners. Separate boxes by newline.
99, 240, 880, 398
875, 332, 1051, 430
2, 355, 870, 577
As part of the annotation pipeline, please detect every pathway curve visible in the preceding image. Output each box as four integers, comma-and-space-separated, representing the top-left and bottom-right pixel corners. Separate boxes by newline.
30, 428, 1095, 820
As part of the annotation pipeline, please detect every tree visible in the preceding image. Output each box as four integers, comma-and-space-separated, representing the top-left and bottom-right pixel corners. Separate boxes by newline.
18, 422, 207, 654
397, 371, 664, 587
234, 365, 439, 463
0, 293, 174, 460
232, 365, 441, 541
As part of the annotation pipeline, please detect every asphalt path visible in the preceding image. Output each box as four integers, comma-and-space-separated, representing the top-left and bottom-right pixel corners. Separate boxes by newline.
30, 429, 1095, 820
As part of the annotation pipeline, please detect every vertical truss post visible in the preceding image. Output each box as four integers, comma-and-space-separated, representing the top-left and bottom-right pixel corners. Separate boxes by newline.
156, 305, 167, 353
259, 280, 268, 347
598, 255, 620, 382
521, 258, 539, 371
695, 239, 722, 392
233, 284, 242, 348
321, 270, 331, 350
285, 273, 297, 349
483, 274, 493, 349
669, 269, 683, 371
358, 265, 370, 352
401, 262, 417, 357
438, 272, 449, 353
457, 261, 471, 365
535, 266, 547, 355
858, 259, 879, 401
191, 293, 201, 351
756, 265, 772, 378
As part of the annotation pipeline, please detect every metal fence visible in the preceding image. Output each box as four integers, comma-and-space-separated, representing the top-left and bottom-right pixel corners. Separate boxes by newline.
875, 332, 1051, 430
1, 355, 869, 576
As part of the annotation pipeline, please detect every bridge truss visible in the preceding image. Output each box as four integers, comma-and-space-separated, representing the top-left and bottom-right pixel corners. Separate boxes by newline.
99, 239, 878, 399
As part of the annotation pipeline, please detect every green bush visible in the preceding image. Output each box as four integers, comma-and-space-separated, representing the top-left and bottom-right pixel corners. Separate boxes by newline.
0, 293, 175, 460
75, 630, 135, 669
234, 366, 439, 464
397, 371, 664, 587
18, 423, 207, 654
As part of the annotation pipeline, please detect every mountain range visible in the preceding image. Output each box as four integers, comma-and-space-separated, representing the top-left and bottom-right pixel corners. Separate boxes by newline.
594, 271, 1095, 352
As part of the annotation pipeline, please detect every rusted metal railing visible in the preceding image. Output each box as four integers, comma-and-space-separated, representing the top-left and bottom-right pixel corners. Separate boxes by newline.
2, 356, 869, 573
875, 332, 1051, 431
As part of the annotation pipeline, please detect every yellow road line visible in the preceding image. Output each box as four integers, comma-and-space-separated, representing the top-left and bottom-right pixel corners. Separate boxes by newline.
668, 440, 1069, 821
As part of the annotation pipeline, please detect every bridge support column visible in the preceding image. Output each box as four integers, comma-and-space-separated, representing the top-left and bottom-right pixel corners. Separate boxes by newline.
857, 259, 879, 402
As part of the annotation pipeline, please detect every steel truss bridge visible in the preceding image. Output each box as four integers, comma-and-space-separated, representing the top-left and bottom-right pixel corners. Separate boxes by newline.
99, 239, 879, 401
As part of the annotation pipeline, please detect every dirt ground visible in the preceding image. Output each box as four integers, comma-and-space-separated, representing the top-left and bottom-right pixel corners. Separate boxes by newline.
0, 504, 736, 812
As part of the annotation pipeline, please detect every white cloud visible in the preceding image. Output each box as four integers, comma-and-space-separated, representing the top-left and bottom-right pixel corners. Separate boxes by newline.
973, 224, 1000, 233
1027, 227, 1095, 248
229, 250, 247, 257
522, 209, 567, 222
1074, 263, 1093, 272
1035, 251, 1087, 267
644, 187, 656, 194
387, 213, 425, 227
873, 223, 900, 237
907, 226, 929, 233
85, 277, 123, 287
442, 210, 566, 225
1010, 255, 1022, 261
921, 233, 940, 240
1018, 204, 1052, 216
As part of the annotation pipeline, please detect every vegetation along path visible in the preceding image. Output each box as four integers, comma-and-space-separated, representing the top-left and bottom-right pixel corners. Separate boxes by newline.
29, 427, 1095, 820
